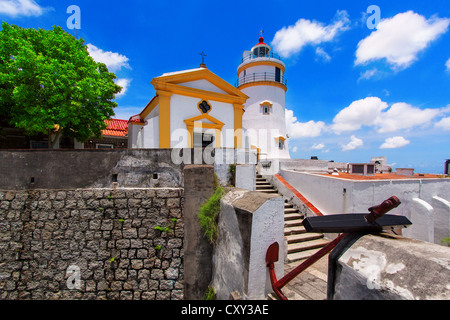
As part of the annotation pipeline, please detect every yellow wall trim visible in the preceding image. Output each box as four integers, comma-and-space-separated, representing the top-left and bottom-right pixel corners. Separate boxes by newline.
158, 90, 172, 148
152, 68, 248, 102
140, 96, 160, 119
184, 113, 225, 148
128, 122, 146, 126
152, 80, 248, 105
184, 113, 225, 129
233, 104, 244, 148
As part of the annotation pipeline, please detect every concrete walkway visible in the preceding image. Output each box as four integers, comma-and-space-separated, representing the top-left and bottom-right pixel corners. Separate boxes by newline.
281, 254, 329, 300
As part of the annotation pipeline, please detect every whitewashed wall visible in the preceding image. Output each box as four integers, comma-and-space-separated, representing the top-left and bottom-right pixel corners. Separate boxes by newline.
128, 124, 144, 148
143, 117, 159, 148
137, 89, 236, 149
179, 79, 227, 94
169, 94, 235, 148
241, 84, 290, 159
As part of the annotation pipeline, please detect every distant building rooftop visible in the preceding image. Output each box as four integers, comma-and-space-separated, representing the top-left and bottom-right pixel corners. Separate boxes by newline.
102, 119, 128, 137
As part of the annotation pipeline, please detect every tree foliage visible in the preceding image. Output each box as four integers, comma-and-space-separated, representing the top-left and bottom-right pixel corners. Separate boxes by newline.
0, 22, 122, 148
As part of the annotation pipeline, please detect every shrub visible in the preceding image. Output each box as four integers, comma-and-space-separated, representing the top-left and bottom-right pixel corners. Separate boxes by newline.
198, 185, 225, 245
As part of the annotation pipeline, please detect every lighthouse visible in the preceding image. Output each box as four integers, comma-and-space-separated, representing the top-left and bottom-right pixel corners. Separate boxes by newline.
237, 34, 291, 159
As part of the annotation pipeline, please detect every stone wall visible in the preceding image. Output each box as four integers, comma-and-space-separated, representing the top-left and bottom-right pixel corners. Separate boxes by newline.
328, 233, 450, 300
0, 187, 184, 300
0, 149, 183, 190
183, 165, 215, 300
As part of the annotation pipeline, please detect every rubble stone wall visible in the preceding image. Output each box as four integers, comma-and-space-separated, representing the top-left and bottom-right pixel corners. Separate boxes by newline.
0, 187, 184, 300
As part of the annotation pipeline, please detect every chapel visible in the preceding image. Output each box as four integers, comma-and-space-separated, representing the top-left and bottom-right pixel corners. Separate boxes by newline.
128, 35, 291, 160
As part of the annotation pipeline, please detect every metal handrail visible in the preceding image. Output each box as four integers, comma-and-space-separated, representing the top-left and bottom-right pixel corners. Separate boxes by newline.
241, 52, 283, 63
235, 72, 287, 87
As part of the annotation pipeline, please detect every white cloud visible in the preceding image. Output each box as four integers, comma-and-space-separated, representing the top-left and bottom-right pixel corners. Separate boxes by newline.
0, 0, 49, 17
271, 10, 350, 58
115, 78, 132, 98
380, 136, 410, 149
358, 68, 378, 81
286, 109, 325, 138
446, 58, 450, 71
355, 11, 450, 69
332, 97, 447, 134
315, 47, 331, 62
342, 135, 363, 151
374, 102, 443, 133
311, 143, 325, 150
358, 68, 386, 81
332, 97, 388, 133
87, 44, 131, 72
435, 117, 450, 130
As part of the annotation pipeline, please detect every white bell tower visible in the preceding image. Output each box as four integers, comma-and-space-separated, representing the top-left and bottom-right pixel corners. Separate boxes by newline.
237, 34, 290, 159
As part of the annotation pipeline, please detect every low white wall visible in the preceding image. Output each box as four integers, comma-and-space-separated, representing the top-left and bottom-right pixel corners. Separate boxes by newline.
280, 159, 329, 173
235, 164, 256, 191
211, 189, 285, 300
280, 170, 450, 245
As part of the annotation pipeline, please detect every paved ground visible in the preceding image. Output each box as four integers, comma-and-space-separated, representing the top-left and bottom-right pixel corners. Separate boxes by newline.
281, 254, 329, 300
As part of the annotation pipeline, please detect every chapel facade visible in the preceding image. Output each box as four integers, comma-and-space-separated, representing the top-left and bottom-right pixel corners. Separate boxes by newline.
128, 35, 290, 160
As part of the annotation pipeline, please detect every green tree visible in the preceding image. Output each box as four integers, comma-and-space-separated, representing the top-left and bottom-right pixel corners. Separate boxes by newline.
0, 22, 121, 148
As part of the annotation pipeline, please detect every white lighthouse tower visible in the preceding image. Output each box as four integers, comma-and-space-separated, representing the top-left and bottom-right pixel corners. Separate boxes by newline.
237, 34, 290, 159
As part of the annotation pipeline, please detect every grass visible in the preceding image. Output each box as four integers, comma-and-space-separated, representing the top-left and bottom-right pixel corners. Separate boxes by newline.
202, 286, 216, 300
198, 185, 225, 245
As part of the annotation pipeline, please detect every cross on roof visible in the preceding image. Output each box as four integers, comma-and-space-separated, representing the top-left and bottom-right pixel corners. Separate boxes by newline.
199, 51, 207, 64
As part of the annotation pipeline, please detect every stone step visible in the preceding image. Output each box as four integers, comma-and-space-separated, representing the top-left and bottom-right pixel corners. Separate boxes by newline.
258, 189, 279, 194
284, 207, 300, 214
251, 178, 329, 269
287, 238, 329, 254
284, 213, 304, 221
256, 184, 273, 190
284, 225, 306, 236
286, 248, 327, 263
284, 219, 303, 228
286, 232, 323, 244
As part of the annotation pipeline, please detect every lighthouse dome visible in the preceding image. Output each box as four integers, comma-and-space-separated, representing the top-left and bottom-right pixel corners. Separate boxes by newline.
251, 36, 271, 58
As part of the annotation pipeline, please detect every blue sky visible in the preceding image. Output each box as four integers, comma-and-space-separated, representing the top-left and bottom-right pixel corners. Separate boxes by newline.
1, 0, 449, 173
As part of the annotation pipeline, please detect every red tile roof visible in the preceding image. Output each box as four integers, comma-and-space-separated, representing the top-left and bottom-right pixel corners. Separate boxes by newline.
128, 114, 145, 124
102, 119, 128, 137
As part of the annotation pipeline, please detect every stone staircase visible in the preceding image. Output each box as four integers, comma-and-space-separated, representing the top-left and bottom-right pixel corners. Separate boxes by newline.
256, 174, 329, 263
